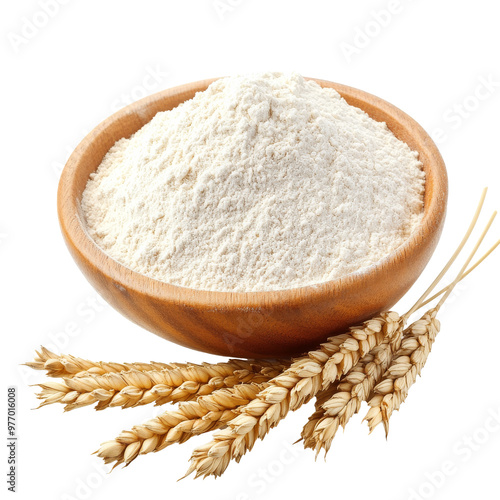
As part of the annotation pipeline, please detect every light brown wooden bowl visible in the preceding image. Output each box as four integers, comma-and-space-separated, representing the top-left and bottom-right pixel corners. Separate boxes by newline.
58, 78, 447, 358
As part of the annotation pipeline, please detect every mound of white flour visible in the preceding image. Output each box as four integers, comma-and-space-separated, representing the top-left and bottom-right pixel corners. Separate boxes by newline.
82, 73, 425, 292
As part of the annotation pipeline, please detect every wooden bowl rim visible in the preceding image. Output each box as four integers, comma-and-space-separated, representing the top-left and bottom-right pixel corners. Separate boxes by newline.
58, 77, 447, 310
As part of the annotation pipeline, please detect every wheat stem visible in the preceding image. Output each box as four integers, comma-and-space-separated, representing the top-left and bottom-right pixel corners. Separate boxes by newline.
403, 187, 487, 319
419, 239, 500, 308
436, 212, 496, 309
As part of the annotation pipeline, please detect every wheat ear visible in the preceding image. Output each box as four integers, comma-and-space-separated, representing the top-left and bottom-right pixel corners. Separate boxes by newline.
34, 361, 287, 411
25, 346, 286, 380
365, 212, 498, 435
299, 243, 497, 455
301, 337, 401, 457
299, 384, 339, 452
297, 191, 490, 455
25, 346, 185, 378
96, 383, 267, 469
181, 310, 401, 479
300, 239, 499, 455
364, 310, 440, 434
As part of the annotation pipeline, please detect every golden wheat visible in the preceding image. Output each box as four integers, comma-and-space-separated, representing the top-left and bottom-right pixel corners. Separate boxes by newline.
182, 312, 401, 478
364, 310, 440, 434
301, 334, 401, 456
26, 189, 497, 480
364, 210, 497, 435
26, 346, 286, 380
97, 383, 267, 468
182, 193, 493, 477
25, 347, 181, 378
35, 361, 287, 411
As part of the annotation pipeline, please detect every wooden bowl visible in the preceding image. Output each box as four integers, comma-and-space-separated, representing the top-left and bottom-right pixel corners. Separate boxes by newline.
58, 78, 447, 358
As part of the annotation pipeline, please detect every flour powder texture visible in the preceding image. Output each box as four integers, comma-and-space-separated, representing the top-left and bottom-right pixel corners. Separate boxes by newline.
82, 73, 425, 292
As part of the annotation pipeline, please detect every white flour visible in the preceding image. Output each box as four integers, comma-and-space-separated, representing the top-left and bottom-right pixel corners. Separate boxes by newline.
82, 73, 425, 292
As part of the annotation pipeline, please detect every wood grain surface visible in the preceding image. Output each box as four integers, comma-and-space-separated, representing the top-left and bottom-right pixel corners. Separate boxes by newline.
57, 78, 448, 358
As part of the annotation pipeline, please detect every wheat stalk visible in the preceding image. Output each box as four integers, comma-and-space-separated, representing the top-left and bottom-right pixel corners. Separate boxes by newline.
365, 211, 498, 435
96, 382, 267, 468
299, 189, 491, 450
26, 189, 498, 479
417, 239, 500, 309
181, 311, 401, 479
25, 346, 183, 378
26, 346, 285, 380
300, 335, 401, 457
298, 385, 337, 452
34, 361, 287, 411
182, 191, 491, 478
182, 191, 493, 478
302, 238, 500, 452
364, 310, 439, 434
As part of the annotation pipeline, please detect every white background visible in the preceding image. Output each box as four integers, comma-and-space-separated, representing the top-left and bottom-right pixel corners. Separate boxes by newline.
2, 1, 500, 499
